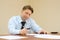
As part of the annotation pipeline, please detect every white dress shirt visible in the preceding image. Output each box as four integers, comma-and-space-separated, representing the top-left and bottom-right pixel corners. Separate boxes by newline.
8, 16, 42, 34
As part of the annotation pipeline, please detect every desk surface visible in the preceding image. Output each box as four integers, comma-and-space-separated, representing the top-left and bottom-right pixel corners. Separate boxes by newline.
0, 34, 60, 40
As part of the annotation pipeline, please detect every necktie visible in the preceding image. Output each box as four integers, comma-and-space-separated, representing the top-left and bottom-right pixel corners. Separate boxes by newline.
21, 21, 26, 29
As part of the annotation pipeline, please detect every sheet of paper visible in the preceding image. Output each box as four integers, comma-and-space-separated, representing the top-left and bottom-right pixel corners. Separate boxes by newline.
26, 34, 39, 36
0, 35, 27, 39
34, 34, 60, 39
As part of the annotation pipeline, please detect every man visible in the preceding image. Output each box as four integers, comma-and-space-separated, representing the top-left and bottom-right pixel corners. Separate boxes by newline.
8, 5, 47, 35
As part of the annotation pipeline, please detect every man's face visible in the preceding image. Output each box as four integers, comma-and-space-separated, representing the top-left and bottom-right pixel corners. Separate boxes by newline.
21, 9, 32, 20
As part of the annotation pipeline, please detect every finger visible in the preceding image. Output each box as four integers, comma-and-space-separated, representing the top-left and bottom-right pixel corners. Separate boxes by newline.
40, 32, 44, 34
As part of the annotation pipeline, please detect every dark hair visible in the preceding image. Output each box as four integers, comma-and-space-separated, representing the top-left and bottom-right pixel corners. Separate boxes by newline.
22, 5, 33, 13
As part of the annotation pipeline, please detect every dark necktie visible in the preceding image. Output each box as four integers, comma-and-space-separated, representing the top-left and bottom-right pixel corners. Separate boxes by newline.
21, 21, 26, 29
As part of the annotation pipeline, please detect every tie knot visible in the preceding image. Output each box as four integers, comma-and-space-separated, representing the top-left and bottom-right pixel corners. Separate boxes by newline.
21, 21, 26, 27
21, 21, 26, 29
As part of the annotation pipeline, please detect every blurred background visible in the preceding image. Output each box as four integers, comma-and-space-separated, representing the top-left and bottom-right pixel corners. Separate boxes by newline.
0, 0, 60, 34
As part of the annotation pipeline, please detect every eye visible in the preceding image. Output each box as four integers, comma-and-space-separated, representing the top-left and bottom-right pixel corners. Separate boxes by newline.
25, 12, 31, 16
25, 12, 28, 14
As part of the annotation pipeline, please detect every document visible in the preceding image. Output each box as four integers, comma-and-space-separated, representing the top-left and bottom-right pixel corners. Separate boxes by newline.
0, 35, 27, 39
27, 34, 39, 36
34, 34, 60, 39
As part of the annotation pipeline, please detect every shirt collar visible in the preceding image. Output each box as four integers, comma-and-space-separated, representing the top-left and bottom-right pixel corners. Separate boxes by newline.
18, 16, 29, 23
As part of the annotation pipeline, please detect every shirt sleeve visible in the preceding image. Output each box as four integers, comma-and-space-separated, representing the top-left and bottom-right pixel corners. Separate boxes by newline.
8, 16, 20, 34
30, 19, 42, 33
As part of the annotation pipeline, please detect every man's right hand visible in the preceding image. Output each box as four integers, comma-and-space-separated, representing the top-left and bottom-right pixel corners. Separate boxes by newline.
20, 28, 27, 35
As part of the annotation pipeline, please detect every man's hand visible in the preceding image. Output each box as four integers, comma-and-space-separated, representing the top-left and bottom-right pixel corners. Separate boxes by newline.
20, 28, 27, 35
38, 29, 48, 34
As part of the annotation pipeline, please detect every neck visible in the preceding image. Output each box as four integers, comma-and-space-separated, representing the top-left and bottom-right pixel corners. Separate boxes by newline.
21, 16, 26, 21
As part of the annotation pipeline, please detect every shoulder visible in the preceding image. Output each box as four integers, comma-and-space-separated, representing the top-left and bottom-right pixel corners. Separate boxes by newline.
9, 15, 21, 21
9, 15, 20, 20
